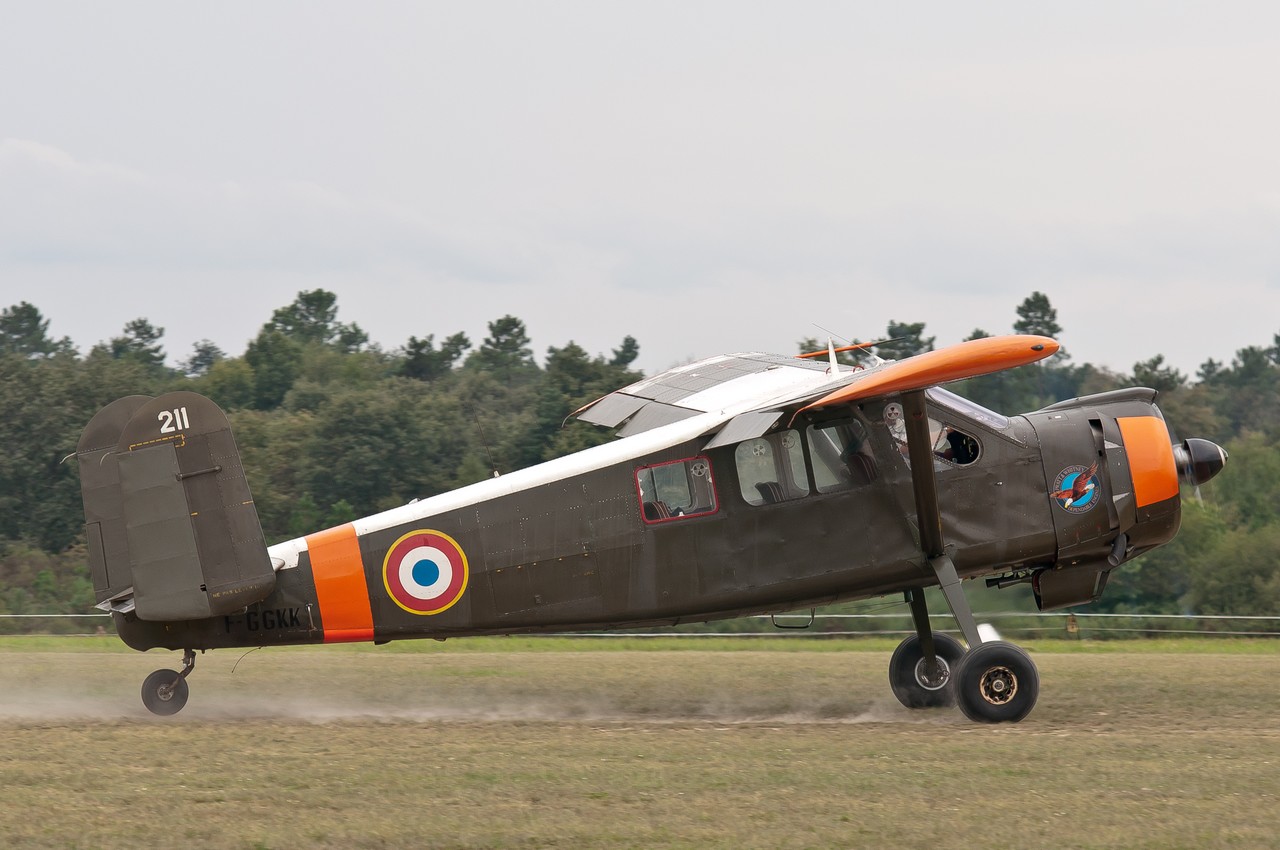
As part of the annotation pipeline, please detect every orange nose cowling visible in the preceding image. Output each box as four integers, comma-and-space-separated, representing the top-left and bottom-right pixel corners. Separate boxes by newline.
1116, 416, 1180, 508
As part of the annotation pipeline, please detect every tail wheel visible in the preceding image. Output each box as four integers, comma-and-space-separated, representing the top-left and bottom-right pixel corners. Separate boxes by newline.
141, 669, 190, 716
889, 633, 966, 708
953, 641, 1039, 723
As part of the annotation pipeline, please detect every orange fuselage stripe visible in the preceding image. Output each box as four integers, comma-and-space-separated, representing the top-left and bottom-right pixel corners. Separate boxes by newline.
1117, 416, 1179, 508
306, 524, 375, 643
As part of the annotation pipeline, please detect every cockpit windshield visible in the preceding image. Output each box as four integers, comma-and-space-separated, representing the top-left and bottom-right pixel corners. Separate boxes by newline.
925, 387, 1010, 431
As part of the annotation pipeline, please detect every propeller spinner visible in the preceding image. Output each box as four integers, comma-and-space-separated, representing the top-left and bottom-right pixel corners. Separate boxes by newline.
1174, 437, 1228, 487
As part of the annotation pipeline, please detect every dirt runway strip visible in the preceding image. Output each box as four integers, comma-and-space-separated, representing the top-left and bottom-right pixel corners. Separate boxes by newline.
3, 645, 1279, 849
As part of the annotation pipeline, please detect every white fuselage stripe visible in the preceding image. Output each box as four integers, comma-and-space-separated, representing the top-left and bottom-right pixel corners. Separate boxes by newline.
268, 357, 853, 570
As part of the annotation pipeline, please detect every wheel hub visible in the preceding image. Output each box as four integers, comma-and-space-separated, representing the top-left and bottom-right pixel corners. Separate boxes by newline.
913, 656, 952, 691
978, 665, 1018, 705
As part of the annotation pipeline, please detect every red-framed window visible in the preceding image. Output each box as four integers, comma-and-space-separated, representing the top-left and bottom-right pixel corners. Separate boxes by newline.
635, 456, 719, 524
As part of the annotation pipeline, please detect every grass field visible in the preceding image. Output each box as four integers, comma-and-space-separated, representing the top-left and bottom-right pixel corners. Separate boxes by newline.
2, 638, 1279, 849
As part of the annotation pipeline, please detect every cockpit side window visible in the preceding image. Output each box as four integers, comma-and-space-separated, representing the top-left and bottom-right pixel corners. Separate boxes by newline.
884, 402, 981, 469
636, 457, 718, 523
736, 430, 810, 505
935, 427, 980, 465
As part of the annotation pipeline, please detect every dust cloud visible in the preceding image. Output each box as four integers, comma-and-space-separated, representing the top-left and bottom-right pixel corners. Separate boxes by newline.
0, 649, 963, 727
0, 682, 953, 726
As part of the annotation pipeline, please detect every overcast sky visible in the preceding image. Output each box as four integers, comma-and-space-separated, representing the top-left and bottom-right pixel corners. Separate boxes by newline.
2, 2, 1277, 381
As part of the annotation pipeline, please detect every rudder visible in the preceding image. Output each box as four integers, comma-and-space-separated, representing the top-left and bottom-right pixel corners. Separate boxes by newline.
77, 392, 276, 621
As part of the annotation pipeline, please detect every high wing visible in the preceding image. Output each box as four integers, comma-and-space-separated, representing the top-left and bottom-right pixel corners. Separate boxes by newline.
572, 335, 1060, 444
796, 335, 1059, 410
571, 352, 843, 437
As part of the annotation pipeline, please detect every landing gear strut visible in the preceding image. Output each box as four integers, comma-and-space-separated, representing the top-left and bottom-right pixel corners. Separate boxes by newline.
891, 390, 1040, 723
141, 648, 195, 716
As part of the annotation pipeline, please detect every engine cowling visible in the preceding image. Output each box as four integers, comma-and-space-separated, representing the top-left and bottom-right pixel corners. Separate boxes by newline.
1023, 388, 1226, 611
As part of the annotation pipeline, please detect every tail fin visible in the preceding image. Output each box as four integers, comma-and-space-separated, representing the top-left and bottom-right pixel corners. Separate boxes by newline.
77, 392, 276, 621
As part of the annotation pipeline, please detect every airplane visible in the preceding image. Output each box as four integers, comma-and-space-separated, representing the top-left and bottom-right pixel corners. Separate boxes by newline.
74, 334, 1227, 722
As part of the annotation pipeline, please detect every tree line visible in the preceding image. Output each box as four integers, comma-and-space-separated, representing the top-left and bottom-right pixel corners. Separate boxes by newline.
0, 291, 642, 621
1, 290, 1278, 624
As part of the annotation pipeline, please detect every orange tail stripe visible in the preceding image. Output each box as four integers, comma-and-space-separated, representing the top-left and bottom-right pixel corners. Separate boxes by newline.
1117, 416, 1179, 508
306, 524, 375, 643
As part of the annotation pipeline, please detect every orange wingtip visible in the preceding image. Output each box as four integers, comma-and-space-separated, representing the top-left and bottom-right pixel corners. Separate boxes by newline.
800, 335, 1059, 410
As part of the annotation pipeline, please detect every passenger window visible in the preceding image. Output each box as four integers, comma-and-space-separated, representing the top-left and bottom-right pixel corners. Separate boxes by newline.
884, 403, 980, 468
636, 457, 718, 523
736, 430, 810, 505
807, 420, 878, 492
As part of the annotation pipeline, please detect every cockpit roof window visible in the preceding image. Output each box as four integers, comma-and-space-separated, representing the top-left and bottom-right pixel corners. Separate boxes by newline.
926, 388, 1010, 431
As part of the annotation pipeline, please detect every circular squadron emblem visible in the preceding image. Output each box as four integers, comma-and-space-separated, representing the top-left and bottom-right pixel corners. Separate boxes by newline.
1050, 462, 1101, 514
381, 530, 469, 615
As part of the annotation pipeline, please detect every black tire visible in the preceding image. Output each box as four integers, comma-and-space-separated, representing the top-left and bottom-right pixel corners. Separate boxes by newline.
953, 641, 1039, 723
889, 633, 966, 708
141, 669, 189, 716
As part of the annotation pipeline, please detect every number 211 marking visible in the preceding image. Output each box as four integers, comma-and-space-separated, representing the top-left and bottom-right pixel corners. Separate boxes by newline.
158, 407, 191, 434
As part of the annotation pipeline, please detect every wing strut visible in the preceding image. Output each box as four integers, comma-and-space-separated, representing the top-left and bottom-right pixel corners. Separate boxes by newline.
900, 390, 982, 649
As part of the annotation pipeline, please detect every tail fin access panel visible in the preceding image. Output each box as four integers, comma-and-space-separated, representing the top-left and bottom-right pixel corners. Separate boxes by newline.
77, 391, 276, 622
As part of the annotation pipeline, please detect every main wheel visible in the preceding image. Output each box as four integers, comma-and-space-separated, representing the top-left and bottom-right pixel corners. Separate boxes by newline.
141, 669, 190, 716
953, 641, 1039, 723
889, 633, 966, 708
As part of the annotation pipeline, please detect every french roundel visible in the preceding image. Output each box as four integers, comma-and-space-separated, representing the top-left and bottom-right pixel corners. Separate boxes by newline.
381, 530, 469, 615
